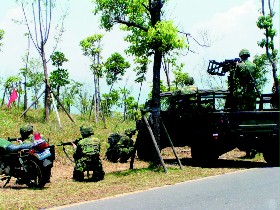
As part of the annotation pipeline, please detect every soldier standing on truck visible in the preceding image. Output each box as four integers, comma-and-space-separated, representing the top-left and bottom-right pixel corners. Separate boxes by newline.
233, 49, 258, 158
232, 49, 258, 111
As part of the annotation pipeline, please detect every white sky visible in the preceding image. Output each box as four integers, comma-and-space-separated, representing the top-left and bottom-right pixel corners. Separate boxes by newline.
0, 0, 279, 105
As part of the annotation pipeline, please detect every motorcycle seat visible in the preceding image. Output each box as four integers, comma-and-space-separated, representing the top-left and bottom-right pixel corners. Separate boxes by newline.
6, 143, 33, 153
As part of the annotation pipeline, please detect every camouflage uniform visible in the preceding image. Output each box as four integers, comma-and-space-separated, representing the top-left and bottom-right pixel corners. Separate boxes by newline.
19, 124, 34, 142
105, 129, 135, 163
19, 124, 48, 143
73, 126, 104, 182
105, 133, 122, 162
233, 49, 257, 110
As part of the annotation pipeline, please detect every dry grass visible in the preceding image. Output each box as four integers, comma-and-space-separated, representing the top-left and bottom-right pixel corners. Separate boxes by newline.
0, 108, 267, 209
0, 146, 267, 210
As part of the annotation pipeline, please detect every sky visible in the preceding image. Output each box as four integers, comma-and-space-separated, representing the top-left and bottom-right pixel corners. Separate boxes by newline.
0, 0, 279, 107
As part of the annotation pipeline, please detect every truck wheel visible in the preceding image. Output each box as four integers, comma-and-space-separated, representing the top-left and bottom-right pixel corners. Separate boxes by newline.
263, 147, 279, 166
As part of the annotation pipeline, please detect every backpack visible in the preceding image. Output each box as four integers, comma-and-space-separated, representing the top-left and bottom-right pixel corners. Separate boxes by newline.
78, 137, 100, 158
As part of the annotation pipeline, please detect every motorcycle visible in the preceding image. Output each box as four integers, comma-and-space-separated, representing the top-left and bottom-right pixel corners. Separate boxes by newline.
0, 136, 55, 188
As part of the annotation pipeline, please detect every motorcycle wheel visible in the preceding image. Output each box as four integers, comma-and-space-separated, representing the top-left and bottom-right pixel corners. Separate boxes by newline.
24, 158, 48, 188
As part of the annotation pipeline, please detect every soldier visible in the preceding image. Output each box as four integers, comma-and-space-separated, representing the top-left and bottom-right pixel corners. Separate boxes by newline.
105, 128, 135, 163
105, 133, 122, 162
19, 124, 47, 143
19, 124, 34, 143
118, 128, 136, 163
233, 49, 258, 111
17, 124, 51, 183
72, 126, 104, 182
234, 49, 258, 158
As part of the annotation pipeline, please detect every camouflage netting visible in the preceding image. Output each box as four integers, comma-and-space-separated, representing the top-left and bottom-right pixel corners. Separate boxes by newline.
171, 85, 198, 96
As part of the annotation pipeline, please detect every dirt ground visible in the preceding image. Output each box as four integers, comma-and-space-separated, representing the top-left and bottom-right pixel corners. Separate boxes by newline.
50, 147, 250, 182
1, 146, 259, 187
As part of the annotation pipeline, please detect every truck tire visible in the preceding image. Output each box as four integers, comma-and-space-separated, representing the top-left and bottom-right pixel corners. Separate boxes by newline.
263, 144, 279, 166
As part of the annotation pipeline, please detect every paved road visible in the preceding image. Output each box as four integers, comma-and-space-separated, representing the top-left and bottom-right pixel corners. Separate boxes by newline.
54, 167, 279, 210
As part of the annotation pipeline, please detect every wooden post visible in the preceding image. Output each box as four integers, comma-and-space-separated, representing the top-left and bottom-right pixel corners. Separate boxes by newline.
20, 91, 44, 117
161, 118, 183, 170
48, 85, 75, 124
50, 92, 62, 129
129, 138, 138, 170
142, 115, 167, 173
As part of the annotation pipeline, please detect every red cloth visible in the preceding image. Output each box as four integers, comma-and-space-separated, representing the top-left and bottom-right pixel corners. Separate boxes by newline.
7, 89, 18, 108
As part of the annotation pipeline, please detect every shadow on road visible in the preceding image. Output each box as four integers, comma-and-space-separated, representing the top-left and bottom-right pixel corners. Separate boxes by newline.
164, 157, 269, 168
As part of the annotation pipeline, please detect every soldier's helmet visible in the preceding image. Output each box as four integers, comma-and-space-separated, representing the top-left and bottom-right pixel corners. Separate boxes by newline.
125, 128, 136, 136
239, 49, 250, 57
107, 133, 121, 145
80, 126, 94, 137
20, 124, 33, 137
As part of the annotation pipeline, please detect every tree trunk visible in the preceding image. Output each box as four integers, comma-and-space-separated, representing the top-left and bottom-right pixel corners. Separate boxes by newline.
42, 47, 50, 121
151, 48, 162, 153
93, 73, 98, 123
150, 0, 163, 163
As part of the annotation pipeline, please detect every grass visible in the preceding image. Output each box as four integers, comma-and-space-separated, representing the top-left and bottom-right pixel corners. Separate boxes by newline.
0, 107, 267, 209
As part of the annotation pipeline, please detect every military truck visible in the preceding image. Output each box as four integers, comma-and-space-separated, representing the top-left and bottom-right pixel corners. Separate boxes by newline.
136, 59, 279, 166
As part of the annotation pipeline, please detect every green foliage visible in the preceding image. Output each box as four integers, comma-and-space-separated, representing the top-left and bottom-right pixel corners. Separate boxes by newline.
50, 68, 70, 90
252, 54, 269, 91
4, 75, 21, 88
92, 0, 148, 31
61, 80, 83, 113
104, 52, 130, 89
50, 51, 70, 101
80, 34, 104, 57
76, 90, 91, 116
147, 21, 187, 53
80, 34, 104, 78
0, 29, 4, 51
20, 57, 44, 108
51, 51, 69, 68
256, 3, 278, 89
92, 0, 188, 82
172, 64, 194, 88
102, 89, 120, 115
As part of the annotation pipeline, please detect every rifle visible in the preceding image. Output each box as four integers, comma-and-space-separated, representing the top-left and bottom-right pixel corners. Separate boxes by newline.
57, 138, 82, 163
8, 137, 22, 142
207, 58, 240, 76
57, 138, 82, 147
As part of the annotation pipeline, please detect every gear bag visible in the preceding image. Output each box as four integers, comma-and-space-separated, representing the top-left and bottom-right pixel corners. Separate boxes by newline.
79, 137, 100, 159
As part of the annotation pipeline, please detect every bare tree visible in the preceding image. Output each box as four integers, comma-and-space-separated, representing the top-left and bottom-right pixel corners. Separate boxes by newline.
257, 0, 279, 95
17, 0, 67, 120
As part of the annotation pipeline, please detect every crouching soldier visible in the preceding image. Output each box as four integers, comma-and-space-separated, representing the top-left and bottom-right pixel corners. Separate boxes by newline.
105, 128, 136, 163
72, 126, 104, 182
118, 128, 136, 163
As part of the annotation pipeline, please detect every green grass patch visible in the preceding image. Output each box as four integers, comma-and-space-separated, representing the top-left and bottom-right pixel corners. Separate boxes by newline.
0, 107, 266, 209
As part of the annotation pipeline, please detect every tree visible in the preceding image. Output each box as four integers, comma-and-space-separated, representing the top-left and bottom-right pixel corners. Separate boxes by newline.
172, 64, 194, 89
17, 0, 67, 120
257, 0, 279, 96
22, 33, 31, 113
61, 80, 83, 113
20, 57, 45, 109
49, 51, 70, 101
92, 0, 187, 152
101, 89, 119, 115
0, 29, 4, 52
1, 75, 21, 107
104, 52, 130, 93
80, 34, 104, 122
